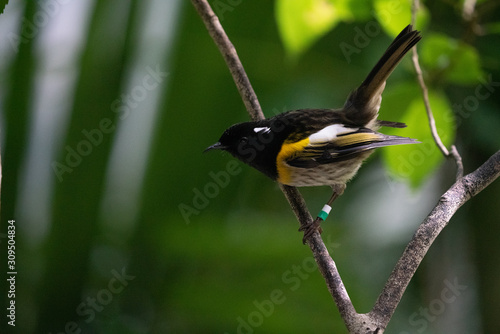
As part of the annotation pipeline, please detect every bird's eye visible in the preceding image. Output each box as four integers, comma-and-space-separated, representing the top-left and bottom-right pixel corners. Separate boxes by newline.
240, 137, 248, 144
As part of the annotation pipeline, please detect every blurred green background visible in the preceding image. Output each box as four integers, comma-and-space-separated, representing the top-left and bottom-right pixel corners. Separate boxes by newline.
1, 0, 500, 333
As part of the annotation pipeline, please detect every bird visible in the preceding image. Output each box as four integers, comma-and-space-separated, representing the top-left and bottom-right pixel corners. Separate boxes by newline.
205, 25, 422, 244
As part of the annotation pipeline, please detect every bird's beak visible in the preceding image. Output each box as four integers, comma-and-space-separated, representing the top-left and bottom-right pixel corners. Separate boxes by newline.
204, 142, 226, 153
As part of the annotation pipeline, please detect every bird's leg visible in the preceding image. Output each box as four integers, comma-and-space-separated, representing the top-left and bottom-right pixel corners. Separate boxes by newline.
299, 184, 346, 244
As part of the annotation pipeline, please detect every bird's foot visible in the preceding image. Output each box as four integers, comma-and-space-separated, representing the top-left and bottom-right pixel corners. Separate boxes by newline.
299, 217, 323, 244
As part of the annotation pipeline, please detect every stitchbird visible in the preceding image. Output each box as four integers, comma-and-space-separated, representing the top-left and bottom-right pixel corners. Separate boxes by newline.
206, 25, 422, 244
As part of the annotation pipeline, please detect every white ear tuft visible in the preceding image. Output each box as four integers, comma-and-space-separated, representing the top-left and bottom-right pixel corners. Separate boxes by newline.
253, 127, 271, 134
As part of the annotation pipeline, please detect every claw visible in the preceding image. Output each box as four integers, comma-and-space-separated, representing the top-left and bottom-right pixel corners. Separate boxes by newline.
299, 217, 323, 244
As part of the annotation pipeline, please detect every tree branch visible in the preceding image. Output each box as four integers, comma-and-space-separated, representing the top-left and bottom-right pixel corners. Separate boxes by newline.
371, 149, 500, 328
190, 0, 264, 121
193, 1, 500, 333
280, 185, 362, 330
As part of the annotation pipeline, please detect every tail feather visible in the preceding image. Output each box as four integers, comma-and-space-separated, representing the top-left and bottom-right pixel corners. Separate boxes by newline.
344, 25, 421, 126
377, 120, 408, 128
311, 132, 420, 165
361, 134, 420, 150
302, 134, 418, 165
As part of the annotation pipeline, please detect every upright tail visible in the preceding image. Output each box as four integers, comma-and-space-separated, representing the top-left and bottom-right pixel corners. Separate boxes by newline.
344, 25, 421, 126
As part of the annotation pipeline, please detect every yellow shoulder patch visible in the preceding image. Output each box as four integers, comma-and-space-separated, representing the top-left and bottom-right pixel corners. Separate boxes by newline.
276, 138, 310, 184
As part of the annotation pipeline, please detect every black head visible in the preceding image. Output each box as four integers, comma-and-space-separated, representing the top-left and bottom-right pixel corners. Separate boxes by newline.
205, 120, 290, 180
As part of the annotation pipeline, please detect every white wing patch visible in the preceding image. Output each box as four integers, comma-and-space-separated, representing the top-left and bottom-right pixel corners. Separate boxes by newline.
309, 124, 357, 144
253, 126, 271, 134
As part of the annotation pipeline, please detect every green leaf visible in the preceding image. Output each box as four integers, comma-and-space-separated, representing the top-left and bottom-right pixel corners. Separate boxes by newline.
446, 44, 483, 84
420, 33, 484, 84
374, 0, 429, 37
343, 0, 372, 21
419, 33, 454, 69
0, 0, 8, 14
275, 0, 351, 58
381, 83, 456, 187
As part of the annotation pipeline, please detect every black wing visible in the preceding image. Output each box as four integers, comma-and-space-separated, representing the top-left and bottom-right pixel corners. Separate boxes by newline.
286, 128, 418, 168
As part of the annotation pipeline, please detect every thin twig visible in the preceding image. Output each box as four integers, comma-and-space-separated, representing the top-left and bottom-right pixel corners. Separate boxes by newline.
410, 0, 447, 156
450, 145, 465, 179
412, 49, 449, 156
412, 42, 466, 180
410, 37, 450, 157
411, 0, 464, 179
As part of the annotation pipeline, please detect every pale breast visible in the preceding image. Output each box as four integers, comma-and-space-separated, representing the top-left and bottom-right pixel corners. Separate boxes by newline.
278, 151, 373, 187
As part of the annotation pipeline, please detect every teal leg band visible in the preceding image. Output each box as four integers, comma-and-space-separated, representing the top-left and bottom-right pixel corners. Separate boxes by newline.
317, 204, 332, 221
